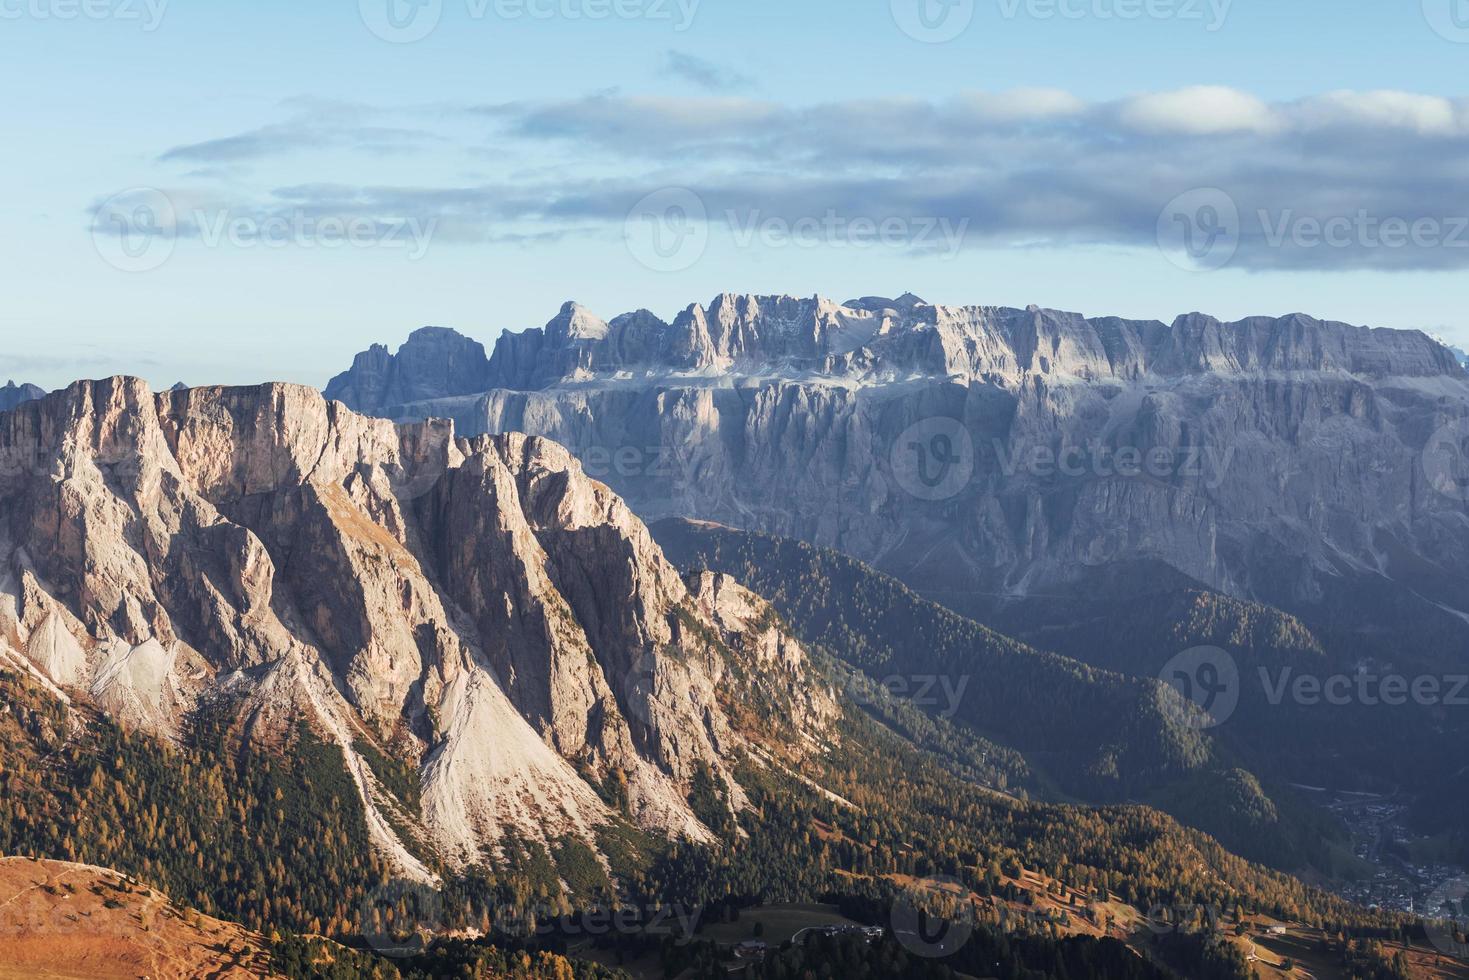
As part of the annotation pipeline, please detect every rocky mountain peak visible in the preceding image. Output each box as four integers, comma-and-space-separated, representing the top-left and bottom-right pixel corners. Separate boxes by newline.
0, 378, 834, 875
325, 326, 492, 417
0, 380, 44, 412
545, 301, 611, 343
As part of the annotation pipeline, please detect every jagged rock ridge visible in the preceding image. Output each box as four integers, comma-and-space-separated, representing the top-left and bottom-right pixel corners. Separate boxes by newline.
0, 379, 834, 877
329, 296, 1463, 408
325, 294, 1469, 631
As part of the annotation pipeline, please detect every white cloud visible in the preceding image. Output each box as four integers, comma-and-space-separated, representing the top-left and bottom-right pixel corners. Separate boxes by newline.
957, 88, 1086, 122
1293, 90, 1466, 137
1115, 86, 1279, 135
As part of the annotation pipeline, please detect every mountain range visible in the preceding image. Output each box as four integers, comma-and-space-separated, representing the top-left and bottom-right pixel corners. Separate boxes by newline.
321, 293, 1469, 870
4, 296, 1468, 976
326, 294, 1469, 652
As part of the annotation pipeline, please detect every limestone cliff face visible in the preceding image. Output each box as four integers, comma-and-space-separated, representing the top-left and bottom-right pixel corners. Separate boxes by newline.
0, 379, 835, 876
326, 294, 1469, 625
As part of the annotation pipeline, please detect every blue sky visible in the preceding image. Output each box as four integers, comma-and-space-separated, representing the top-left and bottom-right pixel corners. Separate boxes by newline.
5, 0, 1469, 389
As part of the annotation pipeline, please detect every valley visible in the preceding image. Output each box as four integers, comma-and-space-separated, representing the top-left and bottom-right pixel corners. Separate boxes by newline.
1310, 790, 1468, 920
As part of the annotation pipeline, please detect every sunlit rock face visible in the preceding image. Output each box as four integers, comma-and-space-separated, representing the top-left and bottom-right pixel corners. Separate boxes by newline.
327, 293, 1469, 627
0, 379, 834, 877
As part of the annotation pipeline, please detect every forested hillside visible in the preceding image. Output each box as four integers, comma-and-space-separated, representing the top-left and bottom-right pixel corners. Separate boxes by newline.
650, 519, 1351, 873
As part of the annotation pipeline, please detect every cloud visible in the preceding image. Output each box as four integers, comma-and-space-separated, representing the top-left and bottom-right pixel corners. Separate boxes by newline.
159, 101, 439, 164
660, 51, 754, 93
1290, 90, 1466, 137
1115, 86, 1279, 135
956, 88, 1086, 122
131, 86, 1469, 272
481, 93, 785, 155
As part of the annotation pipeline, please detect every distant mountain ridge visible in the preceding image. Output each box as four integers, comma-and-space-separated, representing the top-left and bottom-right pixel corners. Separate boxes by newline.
326, 294, 1469, 648
329, 296, 1464, 415
0, 380, 44, 412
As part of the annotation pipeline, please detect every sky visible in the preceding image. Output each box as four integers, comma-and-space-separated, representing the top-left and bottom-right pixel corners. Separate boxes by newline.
5, 0, 1469, 390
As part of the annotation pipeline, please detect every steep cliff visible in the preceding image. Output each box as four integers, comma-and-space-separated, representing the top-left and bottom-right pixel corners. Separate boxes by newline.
326, 295, 1469, 636
0, 379, 835, 875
